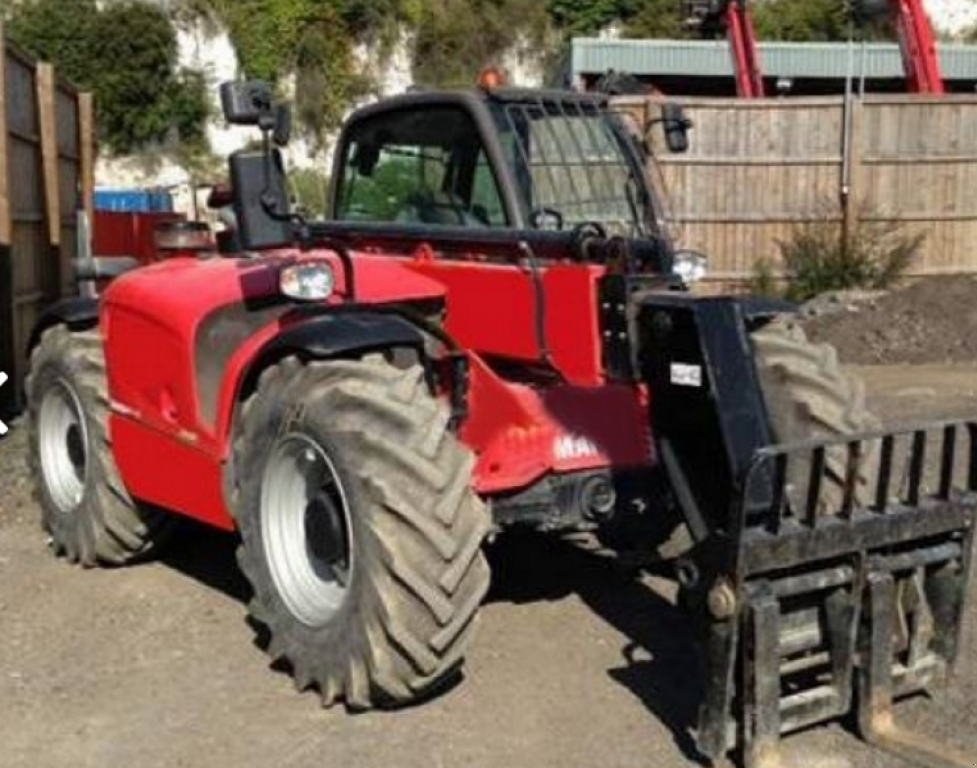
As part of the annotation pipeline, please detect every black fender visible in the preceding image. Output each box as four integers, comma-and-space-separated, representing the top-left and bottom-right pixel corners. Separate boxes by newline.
241, 310, 430, 396
28, 297, 100, 352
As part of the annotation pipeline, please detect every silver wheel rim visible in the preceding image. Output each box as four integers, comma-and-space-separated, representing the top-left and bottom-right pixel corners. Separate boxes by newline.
37, 379, 89, 514
261, 433, 353, 628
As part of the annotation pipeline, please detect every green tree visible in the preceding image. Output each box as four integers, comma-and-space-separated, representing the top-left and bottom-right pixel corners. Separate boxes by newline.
412, 0, 550, 88
547, 0, 623, 35
546, 0, 689, 39
623, 0, 688, 39
752, 0, 850, 42
7, 0, 210, 155
186, 0, 417, 144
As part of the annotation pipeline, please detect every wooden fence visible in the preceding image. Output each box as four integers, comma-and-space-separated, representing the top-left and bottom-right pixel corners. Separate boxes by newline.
620, 94, 977, 291
0, 32, 94, 410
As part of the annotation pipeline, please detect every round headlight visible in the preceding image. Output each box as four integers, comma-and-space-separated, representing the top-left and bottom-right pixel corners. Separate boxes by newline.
280, 262, 335, 301
672, 250, 708, 285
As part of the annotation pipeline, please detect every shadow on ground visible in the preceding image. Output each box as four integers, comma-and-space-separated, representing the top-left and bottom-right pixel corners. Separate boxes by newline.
487, 531, 707, 763
155, 520, 706, 761
156, 517, 250, 603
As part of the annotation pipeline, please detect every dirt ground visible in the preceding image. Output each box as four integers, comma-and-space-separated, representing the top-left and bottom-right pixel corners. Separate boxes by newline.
803, 276, 977, 366
1, 363, 976, 768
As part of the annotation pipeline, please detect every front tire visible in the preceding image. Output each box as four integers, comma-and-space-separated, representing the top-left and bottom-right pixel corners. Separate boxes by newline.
232, 355, 491, 708
752, 318, 881, 514
26, 325, 174, 565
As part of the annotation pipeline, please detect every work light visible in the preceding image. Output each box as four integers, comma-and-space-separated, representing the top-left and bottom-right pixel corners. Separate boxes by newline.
672, 250, 709, 285
280, 262, 335, 301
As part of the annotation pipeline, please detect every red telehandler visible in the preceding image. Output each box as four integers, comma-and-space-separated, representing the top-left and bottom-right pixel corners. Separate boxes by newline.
25, 80, 976, 768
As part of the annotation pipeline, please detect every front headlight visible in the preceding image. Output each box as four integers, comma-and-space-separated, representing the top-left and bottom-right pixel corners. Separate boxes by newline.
280, 262, 335, 301
672, 250, 708, 285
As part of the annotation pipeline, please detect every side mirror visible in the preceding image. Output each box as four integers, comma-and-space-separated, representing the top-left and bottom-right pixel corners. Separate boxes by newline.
661, 102, 693, 154
220, 81, 274, 126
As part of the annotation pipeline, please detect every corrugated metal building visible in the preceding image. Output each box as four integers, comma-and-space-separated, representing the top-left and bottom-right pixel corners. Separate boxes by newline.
567, 38, 977, 95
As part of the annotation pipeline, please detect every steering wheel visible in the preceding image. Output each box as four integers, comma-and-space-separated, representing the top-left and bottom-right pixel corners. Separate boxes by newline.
571, 221, 608, 241
529, 207, 565, 231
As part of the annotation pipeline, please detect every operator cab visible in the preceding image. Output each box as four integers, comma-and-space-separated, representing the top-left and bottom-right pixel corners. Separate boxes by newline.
222, 80, 701, 283
330, 88, 664, 239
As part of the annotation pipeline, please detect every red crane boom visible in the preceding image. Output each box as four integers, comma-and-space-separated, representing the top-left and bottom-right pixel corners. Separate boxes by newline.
892, 0, 945, 94
724, 0, 766, 98
693, 0, 946, 96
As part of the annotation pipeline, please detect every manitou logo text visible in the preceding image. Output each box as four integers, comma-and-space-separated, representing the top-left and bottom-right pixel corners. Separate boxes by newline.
554, 434, 599, 462
0, 372, 6, 435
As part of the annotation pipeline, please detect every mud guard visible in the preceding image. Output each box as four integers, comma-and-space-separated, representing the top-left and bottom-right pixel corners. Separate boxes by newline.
255, 311, 427, 366
636, 295, 977, 768
244, 310, 469, 423
28, 297, 99, 351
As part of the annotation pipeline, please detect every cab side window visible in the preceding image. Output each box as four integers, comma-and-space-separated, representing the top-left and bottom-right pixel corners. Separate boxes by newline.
335, 106, 508, 228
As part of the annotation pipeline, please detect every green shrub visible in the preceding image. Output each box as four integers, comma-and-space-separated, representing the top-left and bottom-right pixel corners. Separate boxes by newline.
752, 0, 849, 42
748, 256, 781, 298
750, 210, 923, 302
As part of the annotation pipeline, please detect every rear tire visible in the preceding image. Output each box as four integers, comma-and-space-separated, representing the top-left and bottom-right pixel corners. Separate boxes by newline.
26, 325, 174, 565
751, 318, 880, 514
232, 355, 491, 708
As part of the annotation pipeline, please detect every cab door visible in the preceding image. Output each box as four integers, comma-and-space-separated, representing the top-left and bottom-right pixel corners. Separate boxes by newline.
330, 101, 546, 362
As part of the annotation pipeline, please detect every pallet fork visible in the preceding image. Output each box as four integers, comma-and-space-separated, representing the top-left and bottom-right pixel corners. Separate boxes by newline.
636, 296, 977, 768
697, 423, 977, 768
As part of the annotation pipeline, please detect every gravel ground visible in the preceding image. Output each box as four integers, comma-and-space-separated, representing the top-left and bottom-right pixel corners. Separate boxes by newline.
1, 365, 977, 768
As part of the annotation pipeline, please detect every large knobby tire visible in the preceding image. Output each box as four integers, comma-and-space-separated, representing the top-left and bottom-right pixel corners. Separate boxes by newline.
232, 355, 491, 709
26, 325, 174, 565
751, 318, 881, 515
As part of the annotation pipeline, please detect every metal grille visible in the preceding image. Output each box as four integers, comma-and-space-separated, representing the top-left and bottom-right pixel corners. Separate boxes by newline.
739, 421, 977, 545
697, 421, 977, 767
498, 97, 643, 237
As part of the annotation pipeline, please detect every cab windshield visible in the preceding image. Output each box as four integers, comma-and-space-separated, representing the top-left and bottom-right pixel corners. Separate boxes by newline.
490, 98, 648, 238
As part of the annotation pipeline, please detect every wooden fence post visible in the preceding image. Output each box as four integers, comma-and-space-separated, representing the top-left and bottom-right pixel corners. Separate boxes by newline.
37, 62, 60, 249
0, 31, 10, 251
0, 29, 13, 411
79, 92, 95, 231
842, 97, 865, 244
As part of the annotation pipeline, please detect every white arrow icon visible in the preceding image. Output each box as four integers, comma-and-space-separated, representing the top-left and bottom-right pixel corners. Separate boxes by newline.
0, 372, 7, 435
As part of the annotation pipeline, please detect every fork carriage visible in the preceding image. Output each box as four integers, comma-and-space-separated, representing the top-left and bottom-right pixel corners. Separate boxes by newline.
693, 422, 977, 768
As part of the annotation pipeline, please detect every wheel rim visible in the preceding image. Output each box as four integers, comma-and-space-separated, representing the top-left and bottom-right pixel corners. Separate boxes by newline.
261, 433, 353, 628
37, 379, 89, 514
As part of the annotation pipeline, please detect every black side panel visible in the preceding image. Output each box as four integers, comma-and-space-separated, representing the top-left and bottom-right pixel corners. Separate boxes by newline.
195, 300, 292, 427
229, 149, 293, 251
28, 297, 99, 352
636, 295, 774, 537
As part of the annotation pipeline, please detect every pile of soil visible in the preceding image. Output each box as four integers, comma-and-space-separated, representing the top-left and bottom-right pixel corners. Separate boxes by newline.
802, 276, 977, 366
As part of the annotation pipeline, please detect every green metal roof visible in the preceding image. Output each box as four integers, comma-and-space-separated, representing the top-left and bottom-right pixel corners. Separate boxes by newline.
571, 38, 977, 81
